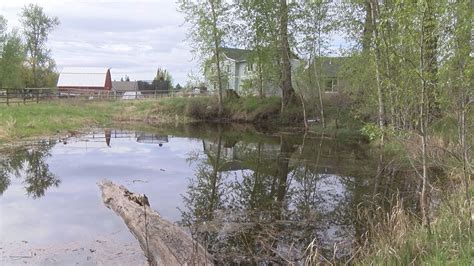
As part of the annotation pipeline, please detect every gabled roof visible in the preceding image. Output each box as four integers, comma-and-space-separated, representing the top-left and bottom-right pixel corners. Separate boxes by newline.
222, 48, 252, 61
57, 67, 109, 87
221, 47, 300, 62
112, 81, 138, 92
312, 57, 349, 77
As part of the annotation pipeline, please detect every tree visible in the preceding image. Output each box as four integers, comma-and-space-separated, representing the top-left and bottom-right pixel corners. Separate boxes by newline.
295, 0, 333, 128
20, 4, 59, 87
152, 67, 173, 93
279, 0, 297, 113
368, 0, 386, 146
0, 30, 26, 88
178, 0, 230, 116
443, 0, 473, 234
0, 16, 27, 89
0, 15, 7, 52
234, 0, 280, 98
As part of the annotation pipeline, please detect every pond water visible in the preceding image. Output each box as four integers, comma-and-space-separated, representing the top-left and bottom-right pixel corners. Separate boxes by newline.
0, 123, 423, 264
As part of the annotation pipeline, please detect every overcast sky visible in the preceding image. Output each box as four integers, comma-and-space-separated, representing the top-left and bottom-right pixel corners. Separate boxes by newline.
0, 0, 197, 85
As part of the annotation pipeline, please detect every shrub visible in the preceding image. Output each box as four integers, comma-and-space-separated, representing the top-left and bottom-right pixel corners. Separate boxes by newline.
185, 97, 222, 120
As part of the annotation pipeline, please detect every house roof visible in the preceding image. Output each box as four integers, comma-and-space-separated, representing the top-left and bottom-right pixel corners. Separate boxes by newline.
312, 57, 348, 77
112, 81, 139, 92
57, 67, 109, 87
222, 47, 300, 62
222, 48, 252, 61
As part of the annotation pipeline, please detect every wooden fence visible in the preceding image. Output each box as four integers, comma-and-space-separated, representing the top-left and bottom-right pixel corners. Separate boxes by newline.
0, 88, 56, 105
0, 88, 207, 105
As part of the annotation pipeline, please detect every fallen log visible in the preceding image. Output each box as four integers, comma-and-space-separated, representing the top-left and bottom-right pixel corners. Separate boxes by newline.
98, 179, 213, 266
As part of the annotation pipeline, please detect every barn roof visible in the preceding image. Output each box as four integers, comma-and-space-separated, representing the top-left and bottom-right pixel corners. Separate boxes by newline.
112, 81, 139, 92
57, 67, 110, 87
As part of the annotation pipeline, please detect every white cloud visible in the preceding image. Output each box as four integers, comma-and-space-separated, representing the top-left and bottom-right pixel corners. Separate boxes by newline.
0, 0, 199, 84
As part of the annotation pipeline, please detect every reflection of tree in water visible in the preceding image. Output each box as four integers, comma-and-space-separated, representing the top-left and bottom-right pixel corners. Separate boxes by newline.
180, 126, 232, 262
180, 129, 425, 264
0, 140, 60, 198
181, 131, 322, 263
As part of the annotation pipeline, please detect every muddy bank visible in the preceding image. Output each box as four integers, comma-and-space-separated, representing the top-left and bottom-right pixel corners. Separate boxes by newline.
1, 235, 147, 265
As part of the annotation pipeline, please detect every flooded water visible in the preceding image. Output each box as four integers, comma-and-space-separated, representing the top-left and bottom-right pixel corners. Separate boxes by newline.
0, 123, 425, 264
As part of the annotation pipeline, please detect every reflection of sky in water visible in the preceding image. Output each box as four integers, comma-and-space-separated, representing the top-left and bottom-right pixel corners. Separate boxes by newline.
0, 129, 366, 262
1, 135, 202, 245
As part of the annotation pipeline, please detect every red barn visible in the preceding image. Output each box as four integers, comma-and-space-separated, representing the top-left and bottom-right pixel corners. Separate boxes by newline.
57, 67, 112, 94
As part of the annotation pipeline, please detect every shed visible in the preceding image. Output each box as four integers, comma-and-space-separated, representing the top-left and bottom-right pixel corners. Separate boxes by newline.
57, 67, 112, 93
112, 81, 139, 94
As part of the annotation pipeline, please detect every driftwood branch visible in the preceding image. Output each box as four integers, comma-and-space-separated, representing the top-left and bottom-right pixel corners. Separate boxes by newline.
98, 179, 213, 266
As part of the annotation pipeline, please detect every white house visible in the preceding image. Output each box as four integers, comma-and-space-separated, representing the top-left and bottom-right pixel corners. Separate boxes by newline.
205, 48, 300, 96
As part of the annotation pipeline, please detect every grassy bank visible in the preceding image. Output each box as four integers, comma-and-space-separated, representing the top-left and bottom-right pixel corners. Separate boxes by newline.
349, 109, 473, 264
0, 99, 173, 143
147, 96, 283, 123
355, 185, 473, 265
0, 96, 304, 143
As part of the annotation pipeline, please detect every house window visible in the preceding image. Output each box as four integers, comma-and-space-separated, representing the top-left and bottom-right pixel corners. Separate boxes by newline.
325, 78, 337, 92
246, 63, 254, 72
226, 65, 230, 73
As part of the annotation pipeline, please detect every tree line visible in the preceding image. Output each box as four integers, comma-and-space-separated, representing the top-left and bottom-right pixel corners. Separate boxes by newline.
0, 4, 59, 89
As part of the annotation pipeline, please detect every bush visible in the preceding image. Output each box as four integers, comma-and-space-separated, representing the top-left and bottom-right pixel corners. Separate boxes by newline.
185, 97, 222, 120
361, 122, 382, 142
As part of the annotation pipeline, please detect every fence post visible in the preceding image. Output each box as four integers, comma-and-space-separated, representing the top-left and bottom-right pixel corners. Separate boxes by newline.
6, 89, 9, 106
36, 89, 40, 103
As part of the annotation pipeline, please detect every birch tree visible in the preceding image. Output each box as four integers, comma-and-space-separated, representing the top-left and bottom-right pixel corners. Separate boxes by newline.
234, 0, 279, 98
296, 0, 333, 128
178, 0, 230, 116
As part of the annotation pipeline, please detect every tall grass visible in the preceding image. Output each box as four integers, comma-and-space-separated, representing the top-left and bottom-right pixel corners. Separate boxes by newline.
355, 186, 473, 264
302, 185, 473, 265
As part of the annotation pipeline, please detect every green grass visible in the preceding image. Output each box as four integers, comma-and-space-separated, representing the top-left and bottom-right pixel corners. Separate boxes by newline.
225, 96, 281, 122
356, 185, 473, 265
0, 99, 175, 143
0, 96, 289, 143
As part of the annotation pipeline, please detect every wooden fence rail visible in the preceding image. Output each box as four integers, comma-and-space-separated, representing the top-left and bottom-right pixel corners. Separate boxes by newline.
0, 88, 207, 105
0, 88, 56, 105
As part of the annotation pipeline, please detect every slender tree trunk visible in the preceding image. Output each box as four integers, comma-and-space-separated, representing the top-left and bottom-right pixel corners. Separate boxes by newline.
419, 17, 431, 233
362, 0, 373, 54
381, 29, 396, 128
454, 0, 472, 235
296, 80, 308, 131
210, 0, 224, 116
420, 77, 430, 233
423, 1, 439, 121
258, 60, 264, 98
279, 0, 295, 114
460, 82, 471, 235
314, 66, 325, 128
370, 0, 385, 146
315, 27, 325, 128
